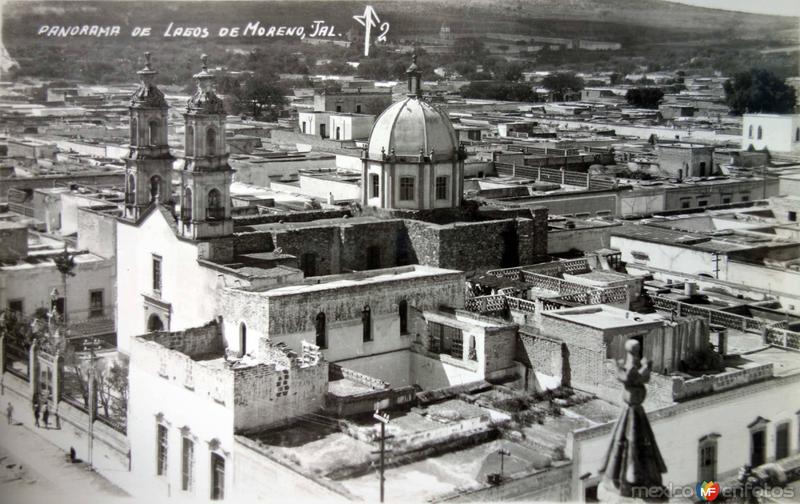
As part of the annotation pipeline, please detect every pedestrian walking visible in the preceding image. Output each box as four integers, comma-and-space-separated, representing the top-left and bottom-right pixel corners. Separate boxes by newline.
42, 404, 50, 429
6, 402, 12, 425
33, 402, 40, 428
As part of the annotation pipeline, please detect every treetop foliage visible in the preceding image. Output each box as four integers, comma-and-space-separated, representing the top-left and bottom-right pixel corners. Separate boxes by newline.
723, 68, 797, 115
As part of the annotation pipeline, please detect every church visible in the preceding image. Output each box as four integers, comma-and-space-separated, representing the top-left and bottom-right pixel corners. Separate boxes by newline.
115, 52, 549, 356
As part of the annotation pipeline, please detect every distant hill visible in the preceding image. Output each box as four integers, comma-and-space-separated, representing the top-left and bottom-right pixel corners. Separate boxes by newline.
1, 0, 795, 83
2, 0, 794, 43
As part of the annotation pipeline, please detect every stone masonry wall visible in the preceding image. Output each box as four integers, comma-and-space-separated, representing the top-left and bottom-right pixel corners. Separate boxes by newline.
233, 231, 275, 255
267, 272, 465, 336
484, 326, 518, 374
233, 361, 329, 431
517, 333, 563, 378
139, 321, 223, 358
272, 226, 341, 275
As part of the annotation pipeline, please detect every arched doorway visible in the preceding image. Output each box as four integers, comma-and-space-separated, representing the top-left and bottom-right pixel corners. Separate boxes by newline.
148, 314, 164, 332
150, 175, 162, 202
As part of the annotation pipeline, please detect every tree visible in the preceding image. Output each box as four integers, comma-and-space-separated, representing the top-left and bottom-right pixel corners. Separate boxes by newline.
461, 81, 536, 102
724, 68, 797, 115
53, 245, 76, 329
453, 37, 487, 59
541, 72, 584, 101
626, 87, 665, 109
234, 77, 288, 121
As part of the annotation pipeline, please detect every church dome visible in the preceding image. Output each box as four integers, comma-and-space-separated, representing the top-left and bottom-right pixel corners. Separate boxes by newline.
186, 54, 225, 115
131, 52, 167, 109
367, 97, 458, 161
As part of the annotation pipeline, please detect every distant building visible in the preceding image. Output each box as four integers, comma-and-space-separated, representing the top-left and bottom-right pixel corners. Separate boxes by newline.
312, 87, 391, 116
742, 113, 800, 153
656, 143, 714, 178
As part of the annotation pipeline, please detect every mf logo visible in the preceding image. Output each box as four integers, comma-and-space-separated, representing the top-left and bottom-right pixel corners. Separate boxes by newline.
696, 481, 721, 502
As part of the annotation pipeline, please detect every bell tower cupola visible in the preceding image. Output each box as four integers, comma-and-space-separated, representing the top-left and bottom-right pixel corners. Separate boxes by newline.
124, 52, 174, 220
178, 54, 233, 240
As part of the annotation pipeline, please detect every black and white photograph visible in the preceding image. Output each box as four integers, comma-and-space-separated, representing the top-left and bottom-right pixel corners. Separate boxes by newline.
0, 0, 799, 502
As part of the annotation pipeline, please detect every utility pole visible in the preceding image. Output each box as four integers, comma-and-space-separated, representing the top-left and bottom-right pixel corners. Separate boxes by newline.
83, 336, 102, 471
498, 448, 511, 479
372, 410, 391, 503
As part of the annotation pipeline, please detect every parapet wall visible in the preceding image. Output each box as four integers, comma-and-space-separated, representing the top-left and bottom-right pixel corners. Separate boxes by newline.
233, 359, 329, 432
138, 320, 222, 359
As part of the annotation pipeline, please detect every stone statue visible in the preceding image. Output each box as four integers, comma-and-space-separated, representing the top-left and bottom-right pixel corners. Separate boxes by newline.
599, 339, 667, 501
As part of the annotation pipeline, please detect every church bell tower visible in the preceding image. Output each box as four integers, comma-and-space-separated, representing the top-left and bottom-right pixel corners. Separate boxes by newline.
178, 55, 233, 240
124, 52, 173, 220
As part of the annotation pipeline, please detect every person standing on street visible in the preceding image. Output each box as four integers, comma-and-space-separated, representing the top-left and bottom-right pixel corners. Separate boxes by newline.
33, 401, 40, 428
6, 402, 12, 425
42, 404, 50, 429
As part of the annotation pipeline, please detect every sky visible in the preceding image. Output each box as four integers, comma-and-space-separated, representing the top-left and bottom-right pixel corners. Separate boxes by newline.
663, 0, 800, 17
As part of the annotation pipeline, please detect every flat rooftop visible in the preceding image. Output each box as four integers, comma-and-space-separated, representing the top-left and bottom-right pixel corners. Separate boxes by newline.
240, 264, 461, 295
545, 305, 664, 330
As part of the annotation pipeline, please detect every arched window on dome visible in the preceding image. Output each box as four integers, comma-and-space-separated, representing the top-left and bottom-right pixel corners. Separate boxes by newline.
370, 174, 380, 199
206, 128, 217, 156
757, 126, 763, 140
796, 127, 799, 142
748, 125, 753, 139
335, 127, 341, 140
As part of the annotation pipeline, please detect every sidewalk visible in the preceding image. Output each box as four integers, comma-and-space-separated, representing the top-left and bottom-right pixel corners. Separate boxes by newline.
0, 387, 130, 504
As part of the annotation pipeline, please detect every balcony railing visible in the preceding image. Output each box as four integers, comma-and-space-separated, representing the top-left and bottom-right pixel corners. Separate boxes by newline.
206, 207, 225, 220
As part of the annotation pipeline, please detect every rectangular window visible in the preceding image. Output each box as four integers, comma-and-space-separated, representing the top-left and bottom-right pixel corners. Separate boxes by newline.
750, 428, 766, 467
181, 438, 194, 491
741, 194, 750, 202
211, 453, 225, 500
362, 306, 372, 342
399, 177, 415, 201
7, 299, 23, 314
698, 438, 717, 482
435, 176, 448, 200
697, 200, 708, 207
789, 211, 797, 222
680, 198, 691, 209
370, 174, 380, 198
157, 424, 168, 476
152, 255, 162, 293
776, 422, 790, 460
429, 322, 464, 359
89, 290, 104, 318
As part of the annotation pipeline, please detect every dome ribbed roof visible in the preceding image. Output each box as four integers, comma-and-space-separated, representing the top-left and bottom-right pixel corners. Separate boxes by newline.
186, 54, 225, 115
130, 52, 167, 109
367, 97, 458, 161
